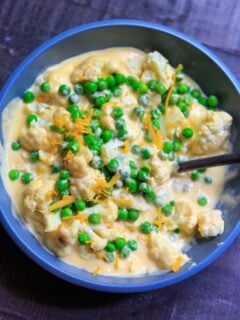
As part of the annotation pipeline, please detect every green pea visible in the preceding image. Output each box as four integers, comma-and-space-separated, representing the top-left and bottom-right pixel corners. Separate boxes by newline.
127, 178, 138, 193
137, 169, 150, 182
21, 172, 33, 184
50, 125, 66, 133
131, 144, 141, 154
197, 196, 208, 206
78, 232, 90, 245
105, 242, 116, 252
138, 94, 150, 107
59, 170, 70, 180
40, 82, 51, 93
93, 108, 102, 119
115, 73, 126, 85
204, 176, 213, 184
198, 96, 208, 106
8, 169, 20, 181
141, 148, 152, 160
115, 118, 126, 130
173, 140, 182, 152
22, 91, 35, 103
163, 141, 173, 154
139, 83, 148, 94
60, 207, 73, 218
68, 93, 80, 104
148, 79, 158, 91
207, 95, 219, 109
176, 70, 184, 82
101, 129, 113, 143
130, 169, 138, 179
155, 82, 166, 95
118, 208, 129, 221
107, 158, 120, 173
127, 240, 138, 251
197, 167, 207, 173
58, 84, 71, 96
131, 80, 140, 92
151, 119, 161, 130
140, 221, 152, 234
97, 78, 108, 91
74, 83, 85, 95
145, 191, 157, 202
170, 94, 179, 105
178, 101, 188, 113
127, 209, 139, 222
126, 76, 137, 86
75, 199, 86, 211
90, 156, 103, 169
119, 247, 131, 259
55, 179, 69, 192
173, 228, 181, 234
117, 129, 128, 140
191, 171, 200, 181
51, 163, 61, 174
85, 81, 98, 94
191, 88, 201, 99
67, 103, 79, 113
150, 108, 162, 119
139, 182, 151, 194
182, 127, 194, 138
161, 203, 174, 216
88, 213, 101, 225
133, 106, 144, 118
67, 140, 80, 154
114, 237, 126, 250
177, 83, 190, 94
112, 86, 122, 97
11, 141, 21, 151
106, 75, 116, 88
60, 189, 70, 197
112, 107, 123, 119
104, 252, 115, 263
30, 150, 39, 162
158, 103, 166, 114
26, 114, 38, 126
129, 160, 137, 170
95, 95, 106, 107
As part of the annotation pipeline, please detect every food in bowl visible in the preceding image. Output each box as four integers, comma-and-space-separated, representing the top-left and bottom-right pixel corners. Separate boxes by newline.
1, 47, 232, 276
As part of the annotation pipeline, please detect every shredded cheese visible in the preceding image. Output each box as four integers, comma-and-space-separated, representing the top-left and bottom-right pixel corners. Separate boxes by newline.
164, 64, 183, 112
91, 173, 120, 200
53, 115, 65, 128
67, 108, 93, 136
143, 114, 163, 149
110, 196, 133, 207
49, 195, 76, 211
45, 189, 57, 201
171, 255, 184, 273
64, 150, 75, 161
122, 140, 130, 154
63, 213, 88, 224
92, 266, 101, 277
114, 251, 120, 269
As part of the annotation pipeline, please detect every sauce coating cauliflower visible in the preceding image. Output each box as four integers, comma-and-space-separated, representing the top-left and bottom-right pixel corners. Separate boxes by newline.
198, 209, 224, 237
174, 201, 198, 235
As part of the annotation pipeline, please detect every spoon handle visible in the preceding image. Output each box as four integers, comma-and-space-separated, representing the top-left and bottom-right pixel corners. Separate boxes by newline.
178, 153, 240, 173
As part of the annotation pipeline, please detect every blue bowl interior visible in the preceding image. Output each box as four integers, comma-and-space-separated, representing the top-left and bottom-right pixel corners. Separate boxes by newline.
0, 20, 240, 292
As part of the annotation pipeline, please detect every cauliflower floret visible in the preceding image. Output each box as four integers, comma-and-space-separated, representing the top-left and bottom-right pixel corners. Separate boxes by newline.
144, 51, 174, 89
24, 179, 55, 214
125, 117, 144, 143
52, 107, 72, 130
85, 227, 107, 252
150, 155, 173, 185
101, 139, 123, 164
39, 150, 58, 165
198, 209, 224, 237
69, 169, 104, 200
148, 232, 186, 270
100, 105, 116, 131
19, 125, 49, 151
66, 146, 93, 178
174, 201, 198, 235
71, 57, 107, 82
192, 111, 232, 155
84, 199, 118, 223
92, 225, 116, 241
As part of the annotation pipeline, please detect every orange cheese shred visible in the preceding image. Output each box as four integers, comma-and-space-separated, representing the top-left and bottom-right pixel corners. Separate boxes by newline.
143, 114, 163, 150
45, 189, 57, 201
171, 255, 184, 273
110, 196, 133, 208
53, 115, 65, 128
114, 251, 120, 269
64, 150, 75, 161
165, 64, 183, 112
92, 266, 101, 277
106, 172, 120, 188
63, 213, 88, 224
122, 140, 130, 154
49, 195, 76, 211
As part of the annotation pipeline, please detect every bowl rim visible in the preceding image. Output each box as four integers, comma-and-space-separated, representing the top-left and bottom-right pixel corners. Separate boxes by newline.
0, 19, 240, 293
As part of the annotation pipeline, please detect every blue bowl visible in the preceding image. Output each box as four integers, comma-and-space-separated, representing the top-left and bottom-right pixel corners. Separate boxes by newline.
0, 19, 240, 293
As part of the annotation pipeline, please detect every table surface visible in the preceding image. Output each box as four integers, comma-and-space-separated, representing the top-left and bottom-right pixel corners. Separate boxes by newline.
0, 0, 239, 319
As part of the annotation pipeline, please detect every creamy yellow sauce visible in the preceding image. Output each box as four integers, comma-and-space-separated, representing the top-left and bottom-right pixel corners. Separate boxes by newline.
1, 48, 232, 276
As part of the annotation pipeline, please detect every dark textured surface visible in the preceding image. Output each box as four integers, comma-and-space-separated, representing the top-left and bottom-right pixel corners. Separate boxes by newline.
0, 1, 240, 319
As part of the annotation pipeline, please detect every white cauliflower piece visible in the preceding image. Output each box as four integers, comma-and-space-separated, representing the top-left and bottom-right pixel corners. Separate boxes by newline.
174, 201, 198, 234
101, 139, 123, 164
39, 150, 58, 165
66, 146, 93, 178
150, 155, 173, 185
198, 209, 224, 237
100, 105, 116, 131
148, 232, 185, 270
85, 227, 107, 252
192, 111, 232, 155
92, 225, 116, 241
43, 213, 62, 232
52, 107, 72, 130
71, 56, 107, 82
144, 51, 174, 89
19, 125, 49, 151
